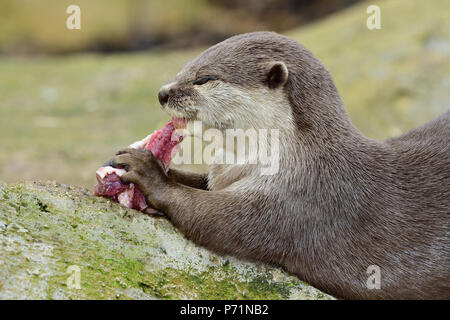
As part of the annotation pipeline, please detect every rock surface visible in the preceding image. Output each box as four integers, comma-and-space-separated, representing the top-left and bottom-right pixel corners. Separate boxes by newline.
0, 181, 331, 300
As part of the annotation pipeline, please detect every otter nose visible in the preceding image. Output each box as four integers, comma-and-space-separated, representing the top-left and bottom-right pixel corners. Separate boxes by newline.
158, 89, 169, 106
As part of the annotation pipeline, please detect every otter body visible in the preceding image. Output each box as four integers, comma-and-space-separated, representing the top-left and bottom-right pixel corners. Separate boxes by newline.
111, 32, 450, 299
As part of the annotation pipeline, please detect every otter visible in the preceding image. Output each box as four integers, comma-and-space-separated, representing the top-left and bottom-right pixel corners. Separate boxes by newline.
110, 32, 450, 299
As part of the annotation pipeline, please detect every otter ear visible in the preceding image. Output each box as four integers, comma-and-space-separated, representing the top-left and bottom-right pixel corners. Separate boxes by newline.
265, 61, 288, 89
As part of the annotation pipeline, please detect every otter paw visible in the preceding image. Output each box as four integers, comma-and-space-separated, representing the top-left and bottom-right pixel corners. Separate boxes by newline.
110, 148, 168, 193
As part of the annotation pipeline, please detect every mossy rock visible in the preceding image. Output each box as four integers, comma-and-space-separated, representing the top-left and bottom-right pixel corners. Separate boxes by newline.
0, 181, 331, 300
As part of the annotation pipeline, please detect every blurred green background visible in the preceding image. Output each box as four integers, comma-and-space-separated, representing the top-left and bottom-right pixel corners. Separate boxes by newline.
0, 0, 449, 188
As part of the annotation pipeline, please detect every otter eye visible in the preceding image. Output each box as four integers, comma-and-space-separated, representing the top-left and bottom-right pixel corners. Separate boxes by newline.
193, 75, 218, 85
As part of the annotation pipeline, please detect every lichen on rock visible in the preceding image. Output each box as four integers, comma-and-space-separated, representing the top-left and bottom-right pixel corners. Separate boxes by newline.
0, 181, 331, 300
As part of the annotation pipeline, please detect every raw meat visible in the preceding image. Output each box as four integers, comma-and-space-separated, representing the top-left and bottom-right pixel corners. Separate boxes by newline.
94, 119, 185, 214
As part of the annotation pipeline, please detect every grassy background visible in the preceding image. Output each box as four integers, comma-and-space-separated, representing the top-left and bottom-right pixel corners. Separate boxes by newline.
0, 0, 449, 188
0, 0, 361, 54
0, 0, 215, 53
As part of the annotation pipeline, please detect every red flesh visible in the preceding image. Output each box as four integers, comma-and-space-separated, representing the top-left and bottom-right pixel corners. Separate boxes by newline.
94, 120, 184, 213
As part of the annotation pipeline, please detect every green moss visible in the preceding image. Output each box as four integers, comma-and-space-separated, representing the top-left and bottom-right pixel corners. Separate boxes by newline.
0, 181, 331, 300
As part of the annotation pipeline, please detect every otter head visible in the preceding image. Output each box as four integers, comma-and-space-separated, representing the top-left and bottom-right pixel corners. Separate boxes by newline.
158, 31, 347, 140
157, 32, 298, 132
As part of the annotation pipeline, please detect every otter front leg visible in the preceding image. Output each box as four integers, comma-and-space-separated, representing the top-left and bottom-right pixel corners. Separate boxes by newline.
167, 168, 209, 190
110, 148, 272, 260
